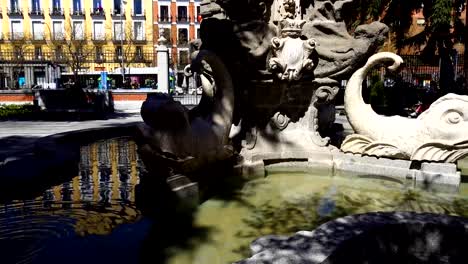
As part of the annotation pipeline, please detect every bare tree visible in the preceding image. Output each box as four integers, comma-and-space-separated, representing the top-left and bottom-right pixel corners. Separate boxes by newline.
52, 19, 94, 88
8, 33, 33, 89
113, 20, 150, 88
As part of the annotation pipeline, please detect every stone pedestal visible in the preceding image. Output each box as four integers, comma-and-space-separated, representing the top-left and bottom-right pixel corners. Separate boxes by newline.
156, 37, 170, 94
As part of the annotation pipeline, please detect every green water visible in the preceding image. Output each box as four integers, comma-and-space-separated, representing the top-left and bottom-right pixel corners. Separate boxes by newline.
169, 172, 468, 264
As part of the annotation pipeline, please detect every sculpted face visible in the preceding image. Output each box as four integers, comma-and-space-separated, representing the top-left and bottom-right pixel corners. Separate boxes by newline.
419, 94, 468, 143
268, 36, 316, 81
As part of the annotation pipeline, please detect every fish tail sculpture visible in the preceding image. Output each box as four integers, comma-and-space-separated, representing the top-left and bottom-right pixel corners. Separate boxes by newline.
341, 52, 468, 162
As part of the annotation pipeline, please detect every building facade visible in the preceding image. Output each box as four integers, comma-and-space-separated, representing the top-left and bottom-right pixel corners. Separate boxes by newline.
152, 0, 201, 86
0, 0, 154, 89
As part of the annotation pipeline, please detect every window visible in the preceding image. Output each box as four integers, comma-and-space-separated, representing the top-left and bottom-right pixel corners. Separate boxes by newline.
93, 0, 102, 9
53, 21, 64, 40
115, 46, 122, 58
161, 28, 171, 42
10, 0, 20, 11
134, 21, 144, 41
31, 0, 41, 12
11, 21, 23, 39
135, 46, 143, 60
113, 0, 122, 14
114, 22, 123, 40
179, 50, 189, 65
14, 46, 22, 59
72, 21, 84, 40
51, 0, 61, 14
133, 0, 142, 15
177, 6, 187, 22
95, 46, 103, 60
160, 6, 169, 22
35, 47, 42, 59
178, 28, 187, 45
55, 46, 63, 60
93, 0, 103, 14
196, 6, 201, 23
94, 21, 105, 40
32, 21, 44, 40
72, 0, 82, 13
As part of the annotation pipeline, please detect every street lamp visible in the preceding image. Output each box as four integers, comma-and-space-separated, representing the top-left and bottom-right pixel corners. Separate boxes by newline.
120, 0, 127, 86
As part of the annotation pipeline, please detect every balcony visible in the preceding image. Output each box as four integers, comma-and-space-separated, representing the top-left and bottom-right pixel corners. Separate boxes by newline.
178, 39, 189, 47
177, 16, 188, 23
113, 35, 126, 43
90, 7, 105, 17
134, 35, 146, 44
131, 9, 145, 19
93, 33, 106, 43
70, 8, 85, 17
9, 32, 25, 41
32, 34, 46, 43
111, 8, 125, 18
29, 8, 44, 17
49, 7, 64, 17
7, 7, 23, 17
158, 15, 170, 23
52, 33, 65, 41
95, 53, 106, 63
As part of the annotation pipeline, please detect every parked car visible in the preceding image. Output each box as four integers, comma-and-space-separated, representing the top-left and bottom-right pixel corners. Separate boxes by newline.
189, 87, 203, 95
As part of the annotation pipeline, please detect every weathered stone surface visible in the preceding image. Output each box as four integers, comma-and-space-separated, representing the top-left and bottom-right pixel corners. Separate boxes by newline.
235, 212, 468, 264
137, 50, 235, 175
196, 0, 388, 165
341, 52, 468, 163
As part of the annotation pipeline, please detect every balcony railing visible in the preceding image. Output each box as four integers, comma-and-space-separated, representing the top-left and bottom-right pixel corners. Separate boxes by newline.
70, 8, 85, 16
131, 9, 145, 18
134, 35, 146, 42
49, 7, 64, 16
110, 8, 124, 17
90, 7, 106, 17
9, 32, 25, 41
7, 8, 23, 16
0, 51, 155, 64
52, 33, 65, 41
158, 15, 170, 22
95, 53, 106, 63
32, 34, 46, 41
113, 34, 125, 42
29, 8, 44, 16
177, 16, 188, 22
93, 33, 106, 42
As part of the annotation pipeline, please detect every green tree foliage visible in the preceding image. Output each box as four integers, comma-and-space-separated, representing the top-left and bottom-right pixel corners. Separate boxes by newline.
342, 0, 466, 92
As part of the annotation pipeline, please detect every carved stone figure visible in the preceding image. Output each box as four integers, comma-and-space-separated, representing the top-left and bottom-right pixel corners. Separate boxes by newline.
268, 19, 316, 81
301, 1, 388, 80
341, 52, 468, 162
137, 50, 235, 175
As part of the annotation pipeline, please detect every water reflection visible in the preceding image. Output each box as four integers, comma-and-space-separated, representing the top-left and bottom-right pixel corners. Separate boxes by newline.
0, 138, 146, 264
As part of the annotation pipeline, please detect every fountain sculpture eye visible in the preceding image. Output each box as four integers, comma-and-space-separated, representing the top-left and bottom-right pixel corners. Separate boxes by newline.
443, 110, 463, 124
271, 37, 282, 49
306, 38, 316, 49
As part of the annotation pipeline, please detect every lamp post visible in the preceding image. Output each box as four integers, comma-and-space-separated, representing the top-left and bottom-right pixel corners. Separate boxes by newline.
120, 0, 127, 87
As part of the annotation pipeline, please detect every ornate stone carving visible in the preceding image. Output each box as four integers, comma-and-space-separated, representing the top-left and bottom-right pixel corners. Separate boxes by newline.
341, 52, 468, 162
268, 20, 316, 81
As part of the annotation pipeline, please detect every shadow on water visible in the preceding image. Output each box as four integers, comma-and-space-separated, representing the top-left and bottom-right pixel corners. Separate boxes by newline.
231, 183, 468, 259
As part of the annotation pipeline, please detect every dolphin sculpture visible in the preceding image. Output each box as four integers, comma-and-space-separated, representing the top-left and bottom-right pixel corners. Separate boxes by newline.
341, 52, 468, 162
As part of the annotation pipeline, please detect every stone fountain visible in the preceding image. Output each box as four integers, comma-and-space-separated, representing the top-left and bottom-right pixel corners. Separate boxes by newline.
138, 0, 468, 195
135, 1, 468, 262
